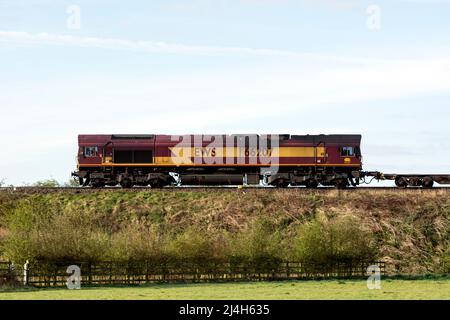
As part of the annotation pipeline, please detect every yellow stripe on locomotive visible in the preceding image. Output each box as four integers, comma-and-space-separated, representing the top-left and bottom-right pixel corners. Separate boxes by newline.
154, 147, 326, 165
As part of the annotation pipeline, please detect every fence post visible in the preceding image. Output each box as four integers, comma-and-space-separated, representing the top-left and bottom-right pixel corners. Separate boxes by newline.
88, 262, 92, 286
145, 261, 149, 284
53, 265, 57, 286
286, 262, 290, 280
23, 260, 29, 286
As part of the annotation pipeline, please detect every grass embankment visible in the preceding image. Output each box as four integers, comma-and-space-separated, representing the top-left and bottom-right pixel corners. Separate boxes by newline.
0, 279, 449, 300
0, 189, 449, 275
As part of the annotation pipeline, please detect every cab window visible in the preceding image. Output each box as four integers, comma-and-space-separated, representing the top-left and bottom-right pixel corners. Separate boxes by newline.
341, 147, 354, 157
84, 146, 99, 157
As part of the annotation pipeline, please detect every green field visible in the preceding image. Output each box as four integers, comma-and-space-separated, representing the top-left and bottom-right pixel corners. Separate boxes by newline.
1, 279, 449, 300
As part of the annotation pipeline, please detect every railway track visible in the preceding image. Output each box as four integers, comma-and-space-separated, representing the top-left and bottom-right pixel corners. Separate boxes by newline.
1, 186, 449, 194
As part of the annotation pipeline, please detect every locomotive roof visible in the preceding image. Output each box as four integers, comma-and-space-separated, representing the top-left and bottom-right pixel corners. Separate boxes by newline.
289, 134, 362, 143
78, 134, 362, 144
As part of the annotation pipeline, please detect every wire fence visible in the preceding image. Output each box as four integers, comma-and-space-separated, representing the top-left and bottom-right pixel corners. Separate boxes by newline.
1, 260, 386, 287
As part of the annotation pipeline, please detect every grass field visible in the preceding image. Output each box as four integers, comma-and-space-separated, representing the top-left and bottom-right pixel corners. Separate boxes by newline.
1, 279, 449, 300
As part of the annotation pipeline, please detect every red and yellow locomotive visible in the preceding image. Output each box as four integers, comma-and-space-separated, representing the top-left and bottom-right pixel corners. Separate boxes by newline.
73, 134, 363, 188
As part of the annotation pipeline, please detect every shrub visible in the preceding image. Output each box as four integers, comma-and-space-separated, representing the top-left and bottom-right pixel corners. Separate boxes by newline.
442, 249, 450, 274
32, 179, 61, 187
1, 198, 49, 263
294, 214, 377, 265
0, 269, 20, 288
227, 218, 286, 266
1, 198, 109, 263
166, 227, 226, 264
108, 223, 166, 262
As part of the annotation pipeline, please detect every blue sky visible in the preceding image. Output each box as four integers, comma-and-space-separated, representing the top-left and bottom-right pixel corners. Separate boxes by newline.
0, 0, 450, 185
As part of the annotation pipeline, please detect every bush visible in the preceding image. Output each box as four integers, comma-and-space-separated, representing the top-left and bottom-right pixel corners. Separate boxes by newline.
1, 198, 109, 263
0, 270, 20, 288
442, 249, 450, 274
108, 223, 166, 262
294, 214, 377, 265
227, 218, 286, 266
1, 198, 48, 263
32, 179, 61, 187
166, 227, 226, 264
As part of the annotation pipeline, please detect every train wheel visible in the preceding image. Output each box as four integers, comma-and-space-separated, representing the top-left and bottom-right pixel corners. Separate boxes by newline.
91, 180, 105, 188
336, 181, 348, 189
422, 177, 434, 189
333, 179, 349, 189
276, 179, 290, 188
395, 177, 408, 188
120, 179, 133, 188
409, 177, 422, 187
150, 180, 165, 188
305, 180, 319, 189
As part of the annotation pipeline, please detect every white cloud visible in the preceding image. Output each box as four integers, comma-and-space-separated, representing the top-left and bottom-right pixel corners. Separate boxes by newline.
0, 30, 318, 58
0, 30, 383, 64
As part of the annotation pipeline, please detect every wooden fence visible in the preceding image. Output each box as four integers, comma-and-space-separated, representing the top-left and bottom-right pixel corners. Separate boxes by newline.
0, 261, 20, 285
1, 260, 386, 287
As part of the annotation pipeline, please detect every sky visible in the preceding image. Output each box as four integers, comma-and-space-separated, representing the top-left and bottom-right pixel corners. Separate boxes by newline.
0, 0, 450, 186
